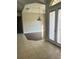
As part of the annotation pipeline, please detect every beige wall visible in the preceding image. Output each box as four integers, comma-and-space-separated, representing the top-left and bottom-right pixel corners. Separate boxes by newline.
22, 12, 45, 33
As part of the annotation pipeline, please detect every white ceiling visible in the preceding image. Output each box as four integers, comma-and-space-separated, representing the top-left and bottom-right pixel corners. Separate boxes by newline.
17, 0, 61, 16
22, 3, 45, 14
50, 0, 61, 6
17, 0, 45, 11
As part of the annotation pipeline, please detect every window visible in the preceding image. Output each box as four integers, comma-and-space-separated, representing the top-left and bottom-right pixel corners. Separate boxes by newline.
57, 9, 61, 43
49, 11, 55, 41
48, 2, 61, 46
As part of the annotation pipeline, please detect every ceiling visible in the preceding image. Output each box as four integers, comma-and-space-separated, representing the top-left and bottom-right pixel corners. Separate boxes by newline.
50, 0, 61, 6
22, 3, 45, 14
17, 0, 45, 12
17, 0, 60, 16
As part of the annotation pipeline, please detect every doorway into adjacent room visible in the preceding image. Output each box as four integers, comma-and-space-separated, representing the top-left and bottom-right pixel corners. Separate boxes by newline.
22, 3, 45, 41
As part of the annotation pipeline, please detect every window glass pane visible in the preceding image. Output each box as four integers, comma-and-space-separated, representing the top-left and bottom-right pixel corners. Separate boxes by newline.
57, 9, 61, 43
49, 11, 55, 41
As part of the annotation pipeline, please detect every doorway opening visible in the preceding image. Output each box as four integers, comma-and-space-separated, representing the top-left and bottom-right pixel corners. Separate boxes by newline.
22, 3, 45, 41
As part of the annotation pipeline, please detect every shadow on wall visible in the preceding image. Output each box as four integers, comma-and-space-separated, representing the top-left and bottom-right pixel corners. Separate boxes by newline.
25, 32, 42, 40
17, 16, 23, 33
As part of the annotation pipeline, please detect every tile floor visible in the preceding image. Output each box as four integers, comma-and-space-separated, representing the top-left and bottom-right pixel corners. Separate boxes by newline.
17, 34, 61, 59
